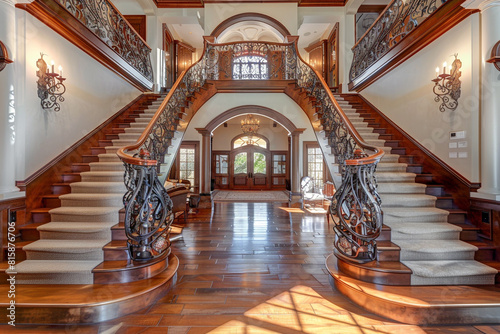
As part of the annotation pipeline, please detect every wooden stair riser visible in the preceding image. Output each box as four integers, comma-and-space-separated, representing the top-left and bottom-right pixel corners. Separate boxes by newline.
61, 173, 81, 183
42, 195, 61, 208
93, 255, 169, 284
71, 163, 90, 173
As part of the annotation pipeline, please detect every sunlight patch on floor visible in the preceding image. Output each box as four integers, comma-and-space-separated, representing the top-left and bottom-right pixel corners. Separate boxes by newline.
207, 285, 427, 333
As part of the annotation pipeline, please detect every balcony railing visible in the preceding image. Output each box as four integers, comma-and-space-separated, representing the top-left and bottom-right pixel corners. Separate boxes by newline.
118, 40, 384, 264
56, 0, 153, 83
349, 0, 450, 85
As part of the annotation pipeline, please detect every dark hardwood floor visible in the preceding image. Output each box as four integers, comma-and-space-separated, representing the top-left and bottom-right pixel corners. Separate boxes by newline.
4, 202, 500, 333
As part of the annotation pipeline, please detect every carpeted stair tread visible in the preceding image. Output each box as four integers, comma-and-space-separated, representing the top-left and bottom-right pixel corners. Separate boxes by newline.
378, 182, 427, 194
59, 193, 124, 207
80, 171, 124, 182
15, 260, 99, 284
97, 153, 121, 162
396, 240, 477, 261
37, 222, 116, 239
377, 162, 408, 172
376, 172, 416, 182
70, 181, 126, 193
387, 222, 462, 240
38, 221, 116, 231
380, 154, 400, 163
23, 239, 108, 260
49, 206, 123, 217
403, 260, 497, 285
380, 193, 437, 207
49, 206, 122, 221
89, 161, 125, 171
15, 260, 99, 273
383, 207, 449, 223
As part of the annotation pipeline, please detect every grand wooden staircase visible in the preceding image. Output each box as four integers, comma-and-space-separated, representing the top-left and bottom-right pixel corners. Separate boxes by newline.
325, 93, 500, 324
0, 94, 182, 323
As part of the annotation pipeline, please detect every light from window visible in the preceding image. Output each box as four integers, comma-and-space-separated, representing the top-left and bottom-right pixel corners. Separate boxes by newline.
233, 55, 268, 80
307, 147, 323, 192
179, 148, 195, 188
233, 136, 267, 149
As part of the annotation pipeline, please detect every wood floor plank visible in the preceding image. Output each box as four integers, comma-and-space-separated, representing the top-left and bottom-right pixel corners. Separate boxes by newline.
10, 202, 500, 332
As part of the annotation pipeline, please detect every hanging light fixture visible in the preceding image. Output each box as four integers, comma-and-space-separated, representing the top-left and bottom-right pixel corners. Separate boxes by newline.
241, 114, 260, 144
431, 53, 462, 112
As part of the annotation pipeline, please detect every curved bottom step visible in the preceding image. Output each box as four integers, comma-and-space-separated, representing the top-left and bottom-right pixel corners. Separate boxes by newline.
0, 254, 178, 324
326, 254, 500, 325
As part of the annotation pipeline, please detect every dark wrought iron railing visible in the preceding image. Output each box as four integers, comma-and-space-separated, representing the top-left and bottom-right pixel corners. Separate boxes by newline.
56, 0, 154, 82
118, 40, 383, 263
349, 0, 449, 83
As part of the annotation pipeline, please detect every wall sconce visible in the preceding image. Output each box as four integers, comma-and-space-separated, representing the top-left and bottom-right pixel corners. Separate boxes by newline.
0, 41, 13, 72
36, 53, 66, 112
486, 40, 500, 72
431, 54, 462, 112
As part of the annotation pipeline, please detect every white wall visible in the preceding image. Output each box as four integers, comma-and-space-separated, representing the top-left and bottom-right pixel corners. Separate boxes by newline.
361, 16, 480, 182
16, 10, 141, 179
184, 93, 316, 179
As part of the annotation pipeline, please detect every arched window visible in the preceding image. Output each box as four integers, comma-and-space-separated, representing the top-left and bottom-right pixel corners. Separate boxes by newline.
232, 133, 268, 149
232, 55, 268, 80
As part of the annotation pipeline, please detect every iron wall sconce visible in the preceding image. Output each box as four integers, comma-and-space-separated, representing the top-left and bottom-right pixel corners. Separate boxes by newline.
36, 53, 66, 112
0, 41, 13, 72
431, 54, 462, 112
486, 40, 500, 72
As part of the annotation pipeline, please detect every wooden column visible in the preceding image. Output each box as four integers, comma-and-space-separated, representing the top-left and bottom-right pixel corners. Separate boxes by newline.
196, 128, 212, 196
290, 129, 305, 206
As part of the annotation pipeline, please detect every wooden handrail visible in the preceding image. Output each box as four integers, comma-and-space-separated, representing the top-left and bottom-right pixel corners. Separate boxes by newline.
291, 42, 384, 166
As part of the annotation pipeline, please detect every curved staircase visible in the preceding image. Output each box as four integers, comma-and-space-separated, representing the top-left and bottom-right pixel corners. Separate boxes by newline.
15, 98, 166, 284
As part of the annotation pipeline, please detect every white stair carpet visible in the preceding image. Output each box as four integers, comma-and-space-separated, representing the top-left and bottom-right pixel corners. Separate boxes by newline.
334, 96, 497, 285
15, 100, 162, 284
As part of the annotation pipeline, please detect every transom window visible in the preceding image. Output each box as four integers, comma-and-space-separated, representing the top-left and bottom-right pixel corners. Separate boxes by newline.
233, 135, 268, 149
232, 55, 268, 80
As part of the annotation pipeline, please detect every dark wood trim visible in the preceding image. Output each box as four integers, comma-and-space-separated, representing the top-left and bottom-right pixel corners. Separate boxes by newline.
204, 104, 298, 133
349, 0, 478, 92
357, 5, 387, 13
210, 12, 291, 39
153, 0, 203, 8
356, 93, 480, 211
298, 0, 346, 6
1, 197, 27, 262
18, 94, 156, 220
327, 22, 339, 89
16, 0, 153, 92
304, 39, 325, 53
124, 15, 147, 41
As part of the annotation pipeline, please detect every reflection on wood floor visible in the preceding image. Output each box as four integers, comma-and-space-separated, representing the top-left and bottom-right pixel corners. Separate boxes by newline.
6, 202, 500, 333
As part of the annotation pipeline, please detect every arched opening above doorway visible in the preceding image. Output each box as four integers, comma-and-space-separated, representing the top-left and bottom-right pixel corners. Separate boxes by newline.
211, 13, 290, 43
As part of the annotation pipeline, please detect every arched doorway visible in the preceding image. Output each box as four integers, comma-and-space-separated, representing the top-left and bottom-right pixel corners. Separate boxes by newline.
229, 133, 271, 189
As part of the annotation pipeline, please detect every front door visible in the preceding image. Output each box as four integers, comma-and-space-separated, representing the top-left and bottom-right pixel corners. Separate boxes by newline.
230, 147, 270, 189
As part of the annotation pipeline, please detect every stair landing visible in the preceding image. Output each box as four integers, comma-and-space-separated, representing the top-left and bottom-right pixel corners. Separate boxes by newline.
327, 254, 500, 325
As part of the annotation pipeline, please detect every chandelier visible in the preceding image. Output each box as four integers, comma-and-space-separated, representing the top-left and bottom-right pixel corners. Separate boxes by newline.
241, 114, 260, 135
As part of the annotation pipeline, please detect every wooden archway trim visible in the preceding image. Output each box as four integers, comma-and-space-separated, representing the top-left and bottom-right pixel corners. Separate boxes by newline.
210, 13, 291, 40
203, 105, 298, 134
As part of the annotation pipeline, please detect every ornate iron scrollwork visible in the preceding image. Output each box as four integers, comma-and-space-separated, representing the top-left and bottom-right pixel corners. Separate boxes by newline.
123, 150, 174, 261
432, 54, 462, 112
350, 0, 449, 83
36, 54, 66, 112
56, 0, 153, 82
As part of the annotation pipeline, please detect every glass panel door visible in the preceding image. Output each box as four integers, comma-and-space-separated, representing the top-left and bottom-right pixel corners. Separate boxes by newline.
233, 152, 249, 187
252, 151, 267, 187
